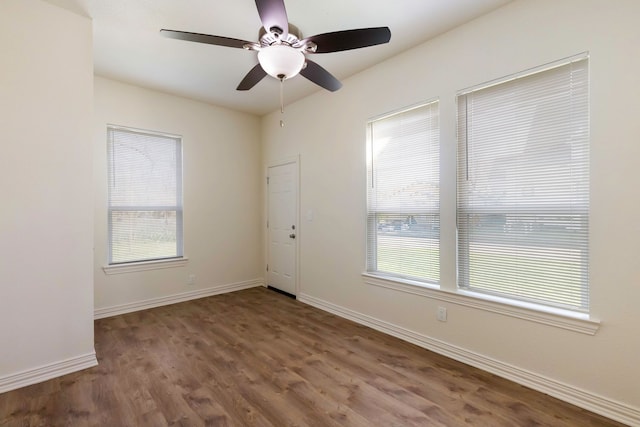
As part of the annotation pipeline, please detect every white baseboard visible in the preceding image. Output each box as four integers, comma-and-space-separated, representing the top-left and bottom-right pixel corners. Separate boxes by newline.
0, 352, 98, 394
298, 293, 640, 427
94, 278, 265, 319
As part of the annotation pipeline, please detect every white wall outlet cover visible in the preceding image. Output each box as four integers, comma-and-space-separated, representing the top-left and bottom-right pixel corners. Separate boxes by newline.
437, 306, 447, 322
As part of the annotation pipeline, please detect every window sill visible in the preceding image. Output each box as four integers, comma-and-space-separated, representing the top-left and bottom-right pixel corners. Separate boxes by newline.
103, 257, 189, 275
362, 272, 600, 335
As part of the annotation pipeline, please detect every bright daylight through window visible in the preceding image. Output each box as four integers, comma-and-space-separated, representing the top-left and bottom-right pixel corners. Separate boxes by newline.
457, 55, 589, 312
107, 126, 183, 264
366, 101, 440, 284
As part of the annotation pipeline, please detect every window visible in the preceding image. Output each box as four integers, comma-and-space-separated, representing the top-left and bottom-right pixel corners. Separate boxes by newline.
366, 101, 440, 284
457, 55, 589, 312
107, 126, 183, 264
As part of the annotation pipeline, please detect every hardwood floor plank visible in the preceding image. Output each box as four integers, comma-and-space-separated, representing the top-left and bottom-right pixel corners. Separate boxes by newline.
0, 287, 626, 426
182, 387, 232, 427
200, 319, 339, 426
249, 340, 373, 426
135, 410, 169, 427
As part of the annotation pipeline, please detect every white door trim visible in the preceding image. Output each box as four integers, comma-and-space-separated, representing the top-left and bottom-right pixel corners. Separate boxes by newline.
265, 155, 300, 296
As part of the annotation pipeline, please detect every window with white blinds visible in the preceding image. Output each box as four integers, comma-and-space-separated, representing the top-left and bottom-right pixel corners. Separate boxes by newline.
457, 55, 589, 312
366, 101, 440, 284
107, 126, 183, 264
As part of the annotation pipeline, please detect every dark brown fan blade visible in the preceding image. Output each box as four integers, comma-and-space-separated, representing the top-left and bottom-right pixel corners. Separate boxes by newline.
160, 29, 252, 49
301, 27, 391, 53
255, 0, 289, 38
300, 60, 342, 92
237, 64, 268, 91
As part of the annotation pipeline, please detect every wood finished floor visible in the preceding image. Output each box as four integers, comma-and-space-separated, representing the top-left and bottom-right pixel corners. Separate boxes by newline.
0, 287, 625, 426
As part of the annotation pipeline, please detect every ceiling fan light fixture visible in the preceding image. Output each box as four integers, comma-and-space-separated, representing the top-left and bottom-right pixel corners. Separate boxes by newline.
258, 44, 305, 80
162, 1, 391, 92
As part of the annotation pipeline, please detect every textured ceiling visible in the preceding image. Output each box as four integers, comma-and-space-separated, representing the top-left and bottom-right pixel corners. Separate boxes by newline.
45, 0, 512, 115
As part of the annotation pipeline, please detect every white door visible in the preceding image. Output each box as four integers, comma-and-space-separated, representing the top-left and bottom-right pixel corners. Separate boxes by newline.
267, 160, 298, 295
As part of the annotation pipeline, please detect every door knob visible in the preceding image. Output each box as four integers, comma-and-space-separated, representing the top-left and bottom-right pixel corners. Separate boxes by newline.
289, 233, 296, 239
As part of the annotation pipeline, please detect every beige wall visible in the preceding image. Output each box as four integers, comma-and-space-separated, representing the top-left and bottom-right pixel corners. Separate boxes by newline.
93, 77, 263, 311
261, 0, 640, 417
2, 0, 638, 422
0, 0, 95, 379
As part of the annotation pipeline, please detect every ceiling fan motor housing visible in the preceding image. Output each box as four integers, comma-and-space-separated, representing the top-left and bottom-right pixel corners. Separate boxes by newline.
259, 23, 301, 47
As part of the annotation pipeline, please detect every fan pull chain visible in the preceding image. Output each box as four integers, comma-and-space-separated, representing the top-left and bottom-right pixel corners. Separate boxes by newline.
280, 77, 285, 114
279, 77, 285, 127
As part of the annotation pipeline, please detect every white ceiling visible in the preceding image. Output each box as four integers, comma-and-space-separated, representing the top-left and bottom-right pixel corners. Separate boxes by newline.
45, 0, 512, 116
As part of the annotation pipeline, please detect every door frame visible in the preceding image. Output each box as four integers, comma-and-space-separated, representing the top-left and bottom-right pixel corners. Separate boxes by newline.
265, 155, 300, 296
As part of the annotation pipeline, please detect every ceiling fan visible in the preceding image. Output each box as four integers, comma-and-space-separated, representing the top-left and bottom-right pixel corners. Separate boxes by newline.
160, 0, 391, 93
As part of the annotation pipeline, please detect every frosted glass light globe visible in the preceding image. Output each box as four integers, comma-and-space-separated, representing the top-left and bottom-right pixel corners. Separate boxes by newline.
258, 45, 305, 80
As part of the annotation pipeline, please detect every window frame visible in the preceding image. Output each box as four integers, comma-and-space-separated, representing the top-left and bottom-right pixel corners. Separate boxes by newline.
106, 125, 184, 266
362, 54, 598, 333
365, 100, 441, 285
455, 54, 590, 313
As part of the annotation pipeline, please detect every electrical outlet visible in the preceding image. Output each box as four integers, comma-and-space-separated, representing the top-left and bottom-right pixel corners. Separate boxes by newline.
437, 306, 447, 322
187, 274, 196, 285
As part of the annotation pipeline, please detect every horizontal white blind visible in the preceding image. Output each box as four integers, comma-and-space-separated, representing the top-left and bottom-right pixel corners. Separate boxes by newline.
457, 56, 589, 311
367, 101, 440, 283
107, 126, 183, 264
